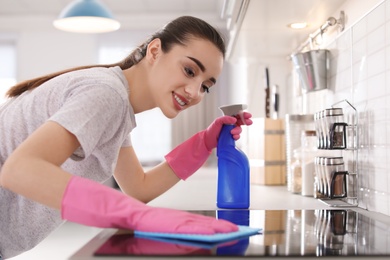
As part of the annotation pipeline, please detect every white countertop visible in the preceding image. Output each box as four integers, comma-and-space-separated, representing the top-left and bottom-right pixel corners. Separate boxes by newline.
11, 167, 390, 260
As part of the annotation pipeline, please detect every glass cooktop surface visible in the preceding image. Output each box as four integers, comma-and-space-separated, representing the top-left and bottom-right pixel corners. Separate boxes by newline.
93, 209, 390, 257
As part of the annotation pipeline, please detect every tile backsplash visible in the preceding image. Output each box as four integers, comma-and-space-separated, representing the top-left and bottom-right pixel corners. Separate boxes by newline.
301, 0, 390, 216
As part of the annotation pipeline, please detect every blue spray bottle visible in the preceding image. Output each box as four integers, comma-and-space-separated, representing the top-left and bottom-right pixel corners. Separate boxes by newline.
217, 104, 250, 209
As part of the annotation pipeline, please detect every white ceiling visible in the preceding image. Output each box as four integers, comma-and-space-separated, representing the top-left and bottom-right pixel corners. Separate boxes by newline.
231, 0, 347, 61
0, 0, 347, 60
0, 0, 225, 29
0, 0, 222, 15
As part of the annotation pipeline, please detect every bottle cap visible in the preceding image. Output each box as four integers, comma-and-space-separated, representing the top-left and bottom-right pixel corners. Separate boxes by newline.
219, 104, 247, 116
219, 104, 248, 124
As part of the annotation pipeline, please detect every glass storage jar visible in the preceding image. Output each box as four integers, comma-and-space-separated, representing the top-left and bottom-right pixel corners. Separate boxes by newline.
290, 148, 302, 194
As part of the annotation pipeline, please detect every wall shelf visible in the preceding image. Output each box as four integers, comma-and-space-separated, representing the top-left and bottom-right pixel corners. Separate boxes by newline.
316, 100, 358, 207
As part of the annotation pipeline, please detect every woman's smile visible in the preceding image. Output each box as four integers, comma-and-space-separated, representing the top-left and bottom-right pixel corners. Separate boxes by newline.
172, 92, 188, 110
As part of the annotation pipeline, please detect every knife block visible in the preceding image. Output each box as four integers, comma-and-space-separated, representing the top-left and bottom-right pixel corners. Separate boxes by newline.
245, 118, 286, 185
264, 210, 286, 245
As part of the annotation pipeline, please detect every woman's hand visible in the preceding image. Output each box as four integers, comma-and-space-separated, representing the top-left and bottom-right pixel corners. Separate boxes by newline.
62, 176, 238, 234
164, 112, 252, 180
204, 112, 253, 150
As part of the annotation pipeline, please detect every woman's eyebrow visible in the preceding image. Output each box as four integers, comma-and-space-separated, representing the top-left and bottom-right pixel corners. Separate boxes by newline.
187, 56, 205, 71
186, 56, 216, 84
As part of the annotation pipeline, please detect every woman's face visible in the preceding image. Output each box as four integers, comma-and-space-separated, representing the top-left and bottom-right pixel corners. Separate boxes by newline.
147, 37, 224, 119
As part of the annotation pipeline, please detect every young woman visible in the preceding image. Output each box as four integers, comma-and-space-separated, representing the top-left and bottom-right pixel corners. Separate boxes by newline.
0, 16, 252, 258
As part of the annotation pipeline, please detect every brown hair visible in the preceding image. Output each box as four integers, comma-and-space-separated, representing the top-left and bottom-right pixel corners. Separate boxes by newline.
6, 16, 226, 98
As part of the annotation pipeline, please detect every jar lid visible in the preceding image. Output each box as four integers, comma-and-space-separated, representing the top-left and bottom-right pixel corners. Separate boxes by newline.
323, 157, 344, 165
301, 130, 316, 136
324, 108, 343, 116
329, 107, 343, 116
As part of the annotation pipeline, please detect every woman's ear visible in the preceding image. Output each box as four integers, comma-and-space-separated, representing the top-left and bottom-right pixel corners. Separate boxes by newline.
145, 38, 162, 64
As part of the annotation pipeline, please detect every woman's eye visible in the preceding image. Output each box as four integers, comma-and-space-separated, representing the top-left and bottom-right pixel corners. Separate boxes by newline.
201, 85, 210, 94
185, 67, 195, 77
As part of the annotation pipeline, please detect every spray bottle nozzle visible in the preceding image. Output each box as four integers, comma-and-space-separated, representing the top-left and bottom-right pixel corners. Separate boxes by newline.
219, 104, 248, 125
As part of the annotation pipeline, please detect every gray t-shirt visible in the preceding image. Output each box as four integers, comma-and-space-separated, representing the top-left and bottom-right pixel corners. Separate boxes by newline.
0, 66, 136, 258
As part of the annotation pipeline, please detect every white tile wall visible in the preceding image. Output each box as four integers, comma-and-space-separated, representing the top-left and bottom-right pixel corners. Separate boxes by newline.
302, 0, 390, 216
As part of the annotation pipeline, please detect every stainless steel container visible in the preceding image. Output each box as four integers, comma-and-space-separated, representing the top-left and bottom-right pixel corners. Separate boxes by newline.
285, 114, 315, 192
323, 157, 346, 199
291, 49, 330, 92
326, 108, 346, 149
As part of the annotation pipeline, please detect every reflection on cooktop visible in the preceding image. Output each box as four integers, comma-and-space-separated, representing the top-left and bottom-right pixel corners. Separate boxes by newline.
94, 209, 390, 257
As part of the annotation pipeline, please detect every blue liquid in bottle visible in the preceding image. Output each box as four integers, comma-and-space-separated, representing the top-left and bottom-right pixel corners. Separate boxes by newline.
217, 124, 250, 209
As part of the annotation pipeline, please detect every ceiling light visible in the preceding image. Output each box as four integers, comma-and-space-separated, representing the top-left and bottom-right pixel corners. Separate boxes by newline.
288, 22, 308, 29
53, 0, 120, 33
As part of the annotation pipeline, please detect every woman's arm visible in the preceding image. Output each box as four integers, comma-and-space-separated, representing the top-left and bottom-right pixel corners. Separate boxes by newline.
0, 121, 80, 209
0, 121, 238, 234
113, 114, 253, 203
113, 146, 180, 203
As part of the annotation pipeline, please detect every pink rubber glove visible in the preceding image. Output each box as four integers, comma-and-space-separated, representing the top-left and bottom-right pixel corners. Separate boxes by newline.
61, 176, 238, 234
165, 112, 252, 180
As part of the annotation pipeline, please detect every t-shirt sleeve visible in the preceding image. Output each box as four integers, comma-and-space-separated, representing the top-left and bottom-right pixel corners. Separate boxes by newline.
122, 134, 132, 147
49, 84, 127, 160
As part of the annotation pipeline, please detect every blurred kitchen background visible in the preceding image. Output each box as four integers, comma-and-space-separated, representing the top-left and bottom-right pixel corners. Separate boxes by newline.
0, 0, 389, 217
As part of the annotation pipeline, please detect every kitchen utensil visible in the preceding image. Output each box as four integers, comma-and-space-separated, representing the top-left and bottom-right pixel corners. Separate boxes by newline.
271, 84, 279, 119
265, 67, 270, 118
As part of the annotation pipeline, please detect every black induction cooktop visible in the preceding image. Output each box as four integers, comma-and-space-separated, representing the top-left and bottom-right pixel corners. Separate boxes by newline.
93, 209, 390, 257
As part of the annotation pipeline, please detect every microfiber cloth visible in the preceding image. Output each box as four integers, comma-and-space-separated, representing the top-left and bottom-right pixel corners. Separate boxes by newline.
134, 225, 262, 244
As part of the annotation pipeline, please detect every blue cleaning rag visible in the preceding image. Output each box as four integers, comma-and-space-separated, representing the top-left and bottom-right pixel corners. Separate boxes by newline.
134, 225, 262, 244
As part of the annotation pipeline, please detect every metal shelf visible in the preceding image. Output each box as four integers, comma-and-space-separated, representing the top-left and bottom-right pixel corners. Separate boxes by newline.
317, 100, 358, 207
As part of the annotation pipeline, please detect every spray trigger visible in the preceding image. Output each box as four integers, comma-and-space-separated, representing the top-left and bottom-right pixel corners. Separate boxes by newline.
219, 104, 248, 125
